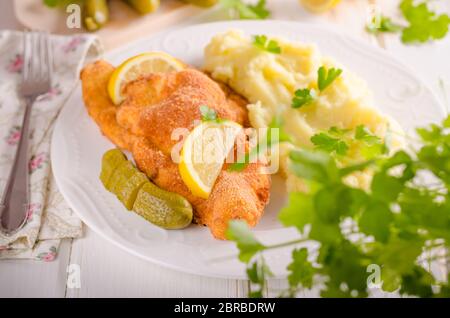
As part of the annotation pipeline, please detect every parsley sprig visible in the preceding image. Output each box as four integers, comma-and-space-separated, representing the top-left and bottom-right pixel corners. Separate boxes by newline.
199, 105, 218, 122
227, 115, 450, 298
318, 66, 343, 92
253, 35, 282, 54
401, 0, 450, 43
292, 88, 316, 108
221, 0, 270, 20
310, 125, 387, 161
366, 14, 402, 34
367, 0, 450, 44
291, 66, 342, 109
311, 131, 349, 156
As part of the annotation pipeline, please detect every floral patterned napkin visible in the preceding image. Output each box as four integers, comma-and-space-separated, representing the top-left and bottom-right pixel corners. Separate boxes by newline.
0, 31, 102, 261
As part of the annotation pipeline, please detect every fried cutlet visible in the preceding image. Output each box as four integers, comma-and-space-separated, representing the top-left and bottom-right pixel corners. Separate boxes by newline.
81, 60, 270, 239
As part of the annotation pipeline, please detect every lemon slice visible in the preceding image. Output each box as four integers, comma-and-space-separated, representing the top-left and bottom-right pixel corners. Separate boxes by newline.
300, 0, 341, 13
107, 52, 185, 105
179, 120, 242, 199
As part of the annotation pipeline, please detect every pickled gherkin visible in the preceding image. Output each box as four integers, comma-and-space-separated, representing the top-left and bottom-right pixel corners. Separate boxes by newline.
116, 171, 148, 210
84, 0, 110, 31
100, 149, 127, 188
108, 160, 136, 194
125, 0, 160, 14
100, 149, 193, 229
133, 182, 193, 229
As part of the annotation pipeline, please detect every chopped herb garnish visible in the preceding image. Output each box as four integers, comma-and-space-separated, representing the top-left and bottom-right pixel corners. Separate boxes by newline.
199, 105, 217, 122
311, 132, 349, 156
292, 88, 316, 108
366, 15, 402, 34
400, 0, 450, 43
366, 0, 450, 44
317, 66, 343, 92
220, 0, 270, 20
355, 125, 381, 144
291, 66, 342, 110
253, 35, 281, 54
310, 125, 387, 160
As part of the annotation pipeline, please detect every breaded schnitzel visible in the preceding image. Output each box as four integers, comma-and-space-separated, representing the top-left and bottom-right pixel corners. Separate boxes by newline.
80, 60, 270, 239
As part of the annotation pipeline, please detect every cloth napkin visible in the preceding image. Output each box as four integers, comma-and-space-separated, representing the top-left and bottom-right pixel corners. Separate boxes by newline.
0, 31, 102, 261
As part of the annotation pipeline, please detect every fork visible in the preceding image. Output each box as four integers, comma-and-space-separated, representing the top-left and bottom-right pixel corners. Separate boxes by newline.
0, 31, 53, 234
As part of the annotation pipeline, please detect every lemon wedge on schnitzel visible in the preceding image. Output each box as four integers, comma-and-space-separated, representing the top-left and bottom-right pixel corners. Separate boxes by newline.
108, 52, 185, 105
179, 120, 242, 199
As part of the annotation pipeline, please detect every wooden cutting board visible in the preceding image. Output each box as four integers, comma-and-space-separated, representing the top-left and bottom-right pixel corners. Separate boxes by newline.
14, 0, 204, 50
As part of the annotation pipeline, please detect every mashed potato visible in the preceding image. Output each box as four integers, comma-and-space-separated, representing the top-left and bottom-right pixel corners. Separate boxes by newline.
204, 30, 403, 191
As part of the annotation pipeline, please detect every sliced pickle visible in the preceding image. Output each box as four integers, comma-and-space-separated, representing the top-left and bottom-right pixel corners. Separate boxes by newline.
116, 171, 148, 210
133, 182, 193, 230
107, 160, 136, 194
125, 0, 160, 14
100, 149, 127, 188
100, 149, 193, 230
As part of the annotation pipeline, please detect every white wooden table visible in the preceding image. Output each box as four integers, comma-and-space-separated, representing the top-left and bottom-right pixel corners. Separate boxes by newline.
1, 0, 449, 298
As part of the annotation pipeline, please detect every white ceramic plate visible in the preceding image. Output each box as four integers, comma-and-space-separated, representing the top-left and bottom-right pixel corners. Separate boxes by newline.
51, 21, 445, 279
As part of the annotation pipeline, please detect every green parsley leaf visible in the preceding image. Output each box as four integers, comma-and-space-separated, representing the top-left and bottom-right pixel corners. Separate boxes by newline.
253, 35, 281, 54
292, 88, 316, 108
358, 201, 393, 243
328, 126, 351, 137
199, 105, 217, 122
339, 160, 375, 177
400, 0, 450, 43
400, 266, 434, 298
318, 242, 369, 297
399, 187, 449, 238
221, 0, 270, 20
311, 132, 349, 156
355, 125, 381, 144
253, 35, 267, 49
266, 40, 281, 54
317, 66, 343, 92
443, 116, 450, 128
416, 123, 442, 143
381, 267, 402, 292
248, 0, 270, 19
354, 125, 388, 159
226, 220, 265, 263
246, 257, 273, 298
278, 192, 314, 232
309, 214, 343, 245
377, 235, 425, 276
287, 248, 314, 289
314, 185, 344, 224
366, 15, 402, 34
371, 172, 404, 202
289, 149, 340, 184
